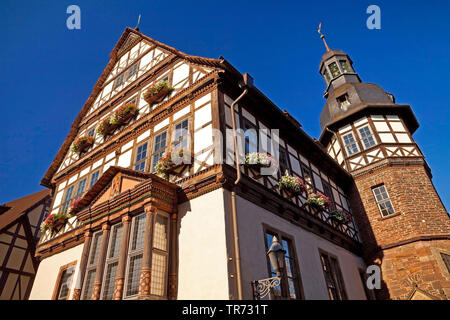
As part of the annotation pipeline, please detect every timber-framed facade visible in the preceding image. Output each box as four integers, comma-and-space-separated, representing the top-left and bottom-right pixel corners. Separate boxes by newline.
29, 27, 449, 300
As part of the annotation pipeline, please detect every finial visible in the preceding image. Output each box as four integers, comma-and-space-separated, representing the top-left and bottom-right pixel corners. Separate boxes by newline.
318, 22, 330, 52
135, 14, 141, 31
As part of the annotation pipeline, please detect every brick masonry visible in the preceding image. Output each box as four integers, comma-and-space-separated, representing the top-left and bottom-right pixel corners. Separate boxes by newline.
350, 163, 450, 299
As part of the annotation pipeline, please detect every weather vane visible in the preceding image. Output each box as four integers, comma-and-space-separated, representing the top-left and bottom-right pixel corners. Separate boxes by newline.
135, 14, 141, 31
318, 22, 331, 52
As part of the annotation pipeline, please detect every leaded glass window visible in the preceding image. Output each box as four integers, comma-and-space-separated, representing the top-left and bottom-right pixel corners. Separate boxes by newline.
125, 214, 146, 298
82, 231, 103, 300
56, 265, 75, 300
101, 223, 123, 300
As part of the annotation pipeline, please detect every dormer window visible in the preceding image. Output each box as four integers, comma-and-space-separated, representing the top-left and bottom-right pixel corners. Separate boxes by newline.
337, 93, 350, 109
339, 60, 352, 73
328, 62, 341, 78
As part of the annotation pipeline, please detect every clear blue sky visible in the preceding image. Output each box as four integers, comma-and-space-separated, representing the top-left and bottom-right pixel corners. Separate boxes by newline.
0, 0, 449, 210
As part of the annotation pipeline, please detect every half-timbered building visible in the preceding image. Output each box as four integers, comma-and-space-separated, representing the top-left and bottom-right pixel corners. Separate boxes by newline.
28, 27, 449, 300
0, 189, 51, 300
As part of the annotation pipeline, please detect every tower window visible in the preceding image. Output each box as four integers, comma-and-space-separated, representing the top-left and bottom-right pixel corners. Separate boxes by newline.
358, 126, 376, 149
372, 184, 395, 217
342, 132, 359, 156
328, 62, 341, 78
339, 60, 351, 73
323, 69, 331, 83
440, 253, 450, 274
337, 94, 350, 109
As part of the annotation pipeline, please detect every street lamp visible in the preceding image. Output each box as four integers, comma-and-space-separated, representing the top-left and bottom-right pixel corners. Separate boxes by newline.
252, 236, 287, 300
267, 236, 286, 277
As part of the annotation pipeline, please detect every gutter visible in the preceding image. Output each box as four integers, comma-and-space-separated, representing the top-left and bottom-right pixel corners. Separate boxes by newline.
229, 73, 253, 300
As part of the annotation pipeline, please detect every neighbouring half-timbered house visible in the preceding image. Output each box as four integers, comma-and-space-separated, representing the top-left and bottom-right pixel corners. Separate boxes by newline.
29, 27, 449, 300
0, 189, 51, 300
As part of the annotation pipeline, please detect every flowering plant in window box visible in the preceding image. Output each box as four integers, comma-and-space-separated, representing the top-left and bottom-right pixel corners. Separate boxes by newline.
278, 171, 307, 196
96, 117, 117, 137
143, 80, 173, 105
110, 103, 138, 125
244, 152, 272, 169
306, 192, 332, 211
328, 209, 350, 224
155, 148, 192, 178
71, 136, 94, 154
69, 198, 83, 216
40, 213, 69, 233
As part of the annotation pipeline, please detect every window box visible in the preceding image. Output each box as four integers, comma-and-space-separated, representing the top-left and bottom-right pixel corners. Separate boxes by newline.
155, 148, 192, 178
306, 192, 332, 211
278, 171, 307, 197
71, 136, 94, 155
328, 209, 350, 225
111, 103, 138, 125
244, 152, 272, 170
143, 81, 173, 105
97, 104, 138, 138
40, 213, 69, 234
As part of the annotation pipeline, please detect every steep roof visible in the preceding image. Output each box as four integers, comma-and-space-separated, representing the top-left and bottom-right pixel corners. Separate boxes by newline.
0, 189, 50, 231
40, 27, 241, 188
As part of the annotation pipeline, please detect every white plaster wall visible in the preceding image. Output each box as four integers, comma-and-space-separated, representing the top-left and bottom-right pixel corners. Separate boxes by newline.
29, 244, 84, 300
234, 192, 368, 300
177, 189, 230, 299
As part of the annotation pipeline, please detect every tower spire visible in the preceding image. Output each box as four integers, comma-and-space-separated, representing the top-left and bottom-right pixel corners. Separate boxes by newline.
318, 22, 330, 52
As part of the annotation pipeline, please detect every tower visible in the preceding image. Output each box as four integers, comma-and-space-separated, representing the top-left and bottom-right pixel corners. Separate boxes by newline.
317, 44, 450, 299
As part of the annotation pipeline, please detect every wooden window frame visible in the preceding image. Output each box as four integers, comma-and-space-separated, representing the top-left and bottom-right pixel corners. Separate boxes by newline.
358, 268, 375, 300
262, 224, 304, 300
134, 141, 149, 172
372, 184, 396, 218
100, 223, 124, 300
60, 184, 75, 214
150, 211, 170, 297
52, 260, 77, 300
342, 131, 360, 156
242, 118, 258, 155
357, 125, 377, 150
318, 249, 347, 300
123, 213, 146, 300
81, 230, 103, 300
89, 170, 100, 189
301, 164, 315, 192
171, 118, 190, 152
150, 130, 168, 173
